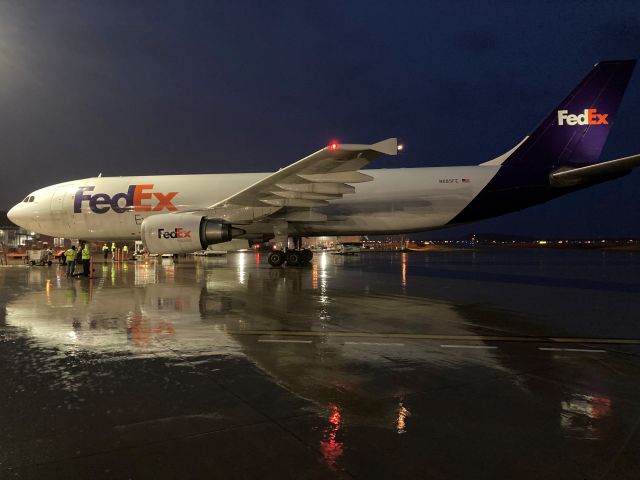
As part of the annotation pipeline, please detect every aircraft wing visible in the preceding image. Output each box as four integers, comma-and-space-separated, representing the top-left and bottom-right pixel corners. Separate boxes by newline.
205, 138, 398, 223
551, 153, 640, 187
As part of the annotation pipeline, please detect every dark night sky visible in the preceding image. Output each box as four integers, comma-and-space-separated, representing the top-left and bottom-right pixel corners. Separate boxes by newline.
1, 1, 639, 238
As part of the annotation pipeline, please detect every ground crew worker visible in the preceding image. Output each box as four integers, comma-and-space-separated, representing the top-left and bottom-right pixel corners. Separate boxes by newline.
81, 242, 91, 277
102, 244, 109, 260
122, 244, 129, 261
111, 242, 116, 261
64, 246, 76, 277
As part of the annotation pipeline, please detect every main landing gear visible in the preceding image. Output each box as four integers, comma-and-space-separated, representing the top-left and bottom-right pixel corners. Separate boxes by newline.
267, 235, 313, 267
267, 248, 313, 267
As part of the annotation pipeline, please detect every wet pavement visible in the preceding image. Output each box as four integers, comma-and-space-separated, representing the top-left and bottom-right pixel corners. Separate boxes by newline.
1, 250, 640, 479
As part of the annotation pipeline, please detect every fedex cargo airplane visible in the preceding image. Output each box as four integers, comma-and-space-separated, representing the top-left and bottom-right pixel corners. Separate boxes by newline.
8, 60, 640, 266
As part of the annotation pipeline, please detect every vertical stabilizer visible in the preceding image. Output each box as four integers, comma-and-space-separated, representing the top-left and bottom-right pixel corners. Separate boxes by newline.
494, 60, 636, 170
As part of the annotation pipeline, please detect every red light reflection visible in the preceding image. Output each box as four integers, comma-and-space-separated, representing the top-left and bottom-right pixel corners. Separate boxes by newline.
127, 313, 176, 347
589, 396, 612, 419
320, 403, 344, 468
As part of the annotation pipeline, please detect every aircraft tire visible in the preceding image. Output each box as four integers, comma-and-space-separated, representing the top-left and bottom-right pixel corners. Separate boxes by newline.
285, 250, 301, 267
268, 250, 286, 267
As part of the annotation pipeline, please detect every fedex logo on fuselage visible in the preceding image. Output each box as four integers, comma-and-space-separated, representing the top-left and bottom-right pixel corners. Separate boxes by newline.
557, 109, 608, 126
74, 184, 178, 214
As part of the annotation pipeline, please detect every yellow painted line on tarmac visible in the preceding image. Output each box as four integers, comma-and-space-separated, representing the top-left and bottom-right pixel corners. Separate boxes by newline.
226, 330, 640, 345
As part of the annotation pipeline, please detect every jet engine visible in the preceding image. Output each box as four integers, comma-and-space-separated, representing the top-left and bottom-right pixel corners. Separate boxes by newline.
141, 214, 245, 254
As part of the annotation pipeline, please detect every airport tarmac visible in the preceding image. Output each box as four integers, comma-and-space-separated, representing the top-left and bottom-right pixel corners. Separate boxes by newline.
1, 249, 640, 479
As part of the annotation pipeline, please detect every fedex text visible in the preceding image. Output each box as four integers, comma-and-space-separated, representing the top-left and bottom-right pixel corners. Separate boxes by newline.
74, 184, 178, 214
157, 228, 191, 239
557, 109, 608, 126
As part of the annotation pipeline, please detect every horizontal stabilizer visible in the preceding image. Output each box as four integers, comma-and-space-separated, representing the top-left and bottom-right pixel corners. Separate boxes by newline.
551, 153, 640, 187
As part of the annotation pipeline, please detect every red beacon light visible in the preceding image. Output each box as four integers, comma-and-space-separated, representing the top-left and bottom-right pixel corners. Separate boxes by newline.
328, 142, 339, 150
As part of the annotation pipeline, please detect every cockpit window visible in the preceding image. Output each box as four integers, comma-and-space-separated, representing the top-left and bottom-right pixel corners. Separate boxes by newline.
23, 197, 29, 203
22, 195, 35, 202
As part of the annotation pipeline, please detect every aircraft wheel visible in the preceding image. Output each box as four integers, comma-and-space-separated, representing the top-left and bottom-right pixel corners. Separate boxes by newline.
285, 250, 301, 267
268, 250, 286, 267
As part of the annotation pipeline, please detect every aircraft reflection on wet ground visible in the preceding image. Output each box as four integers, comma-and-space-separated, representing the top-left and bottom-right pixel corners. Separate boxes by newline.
2, 250, 640, 479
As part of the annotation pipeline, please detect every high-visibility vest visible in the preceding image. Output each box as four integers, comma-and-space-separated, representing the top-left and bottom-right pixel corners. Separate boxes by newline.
102, 245, 109, 251
123, 245, 128, 252
82, 245, 91, 260
64, 249, 76, 261
111, 242, 116, 251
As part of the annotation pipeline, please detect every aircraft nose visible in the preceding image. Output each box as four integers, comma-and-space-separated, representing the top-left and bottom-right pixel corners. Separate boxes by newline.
7, 204, 23, 227
7, 205, 16, 223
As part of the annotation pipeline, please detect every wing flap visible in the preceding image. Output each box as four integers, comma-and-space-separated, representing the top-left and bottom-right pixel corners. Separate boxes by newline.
268, 190, 343, 200
297, 171, 374, 183
274, 182, 356, 194
281, 211, 328, 222
329, 157, 370, 173
260, 198, 329, 207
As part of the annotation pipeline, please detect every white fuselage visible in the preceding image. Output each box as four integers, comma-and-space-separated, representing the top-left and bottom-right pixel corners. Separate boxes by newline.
8, 166, 500, 240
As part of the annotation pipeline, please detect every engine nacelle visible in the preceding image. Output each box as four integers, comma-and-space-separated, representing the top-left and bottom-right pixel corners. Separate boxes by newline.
141, 214, 245, 254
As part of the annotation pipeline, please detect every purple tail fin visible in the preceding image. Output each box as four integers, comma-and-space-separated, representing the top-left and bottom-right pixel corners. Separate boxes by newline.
501, 60, 636, 170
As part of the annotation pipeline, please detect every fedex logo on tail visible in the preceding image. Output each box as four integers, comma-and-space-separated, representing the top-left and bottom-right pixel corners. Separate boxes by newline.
74, 184, 178, 214
557, 109, 608, 126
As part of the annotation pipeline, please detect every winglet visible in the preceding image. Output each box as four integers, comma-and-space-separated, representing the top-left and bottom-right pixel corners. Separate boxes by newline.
370, 138, 398, 156
337, 138, 398, 156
